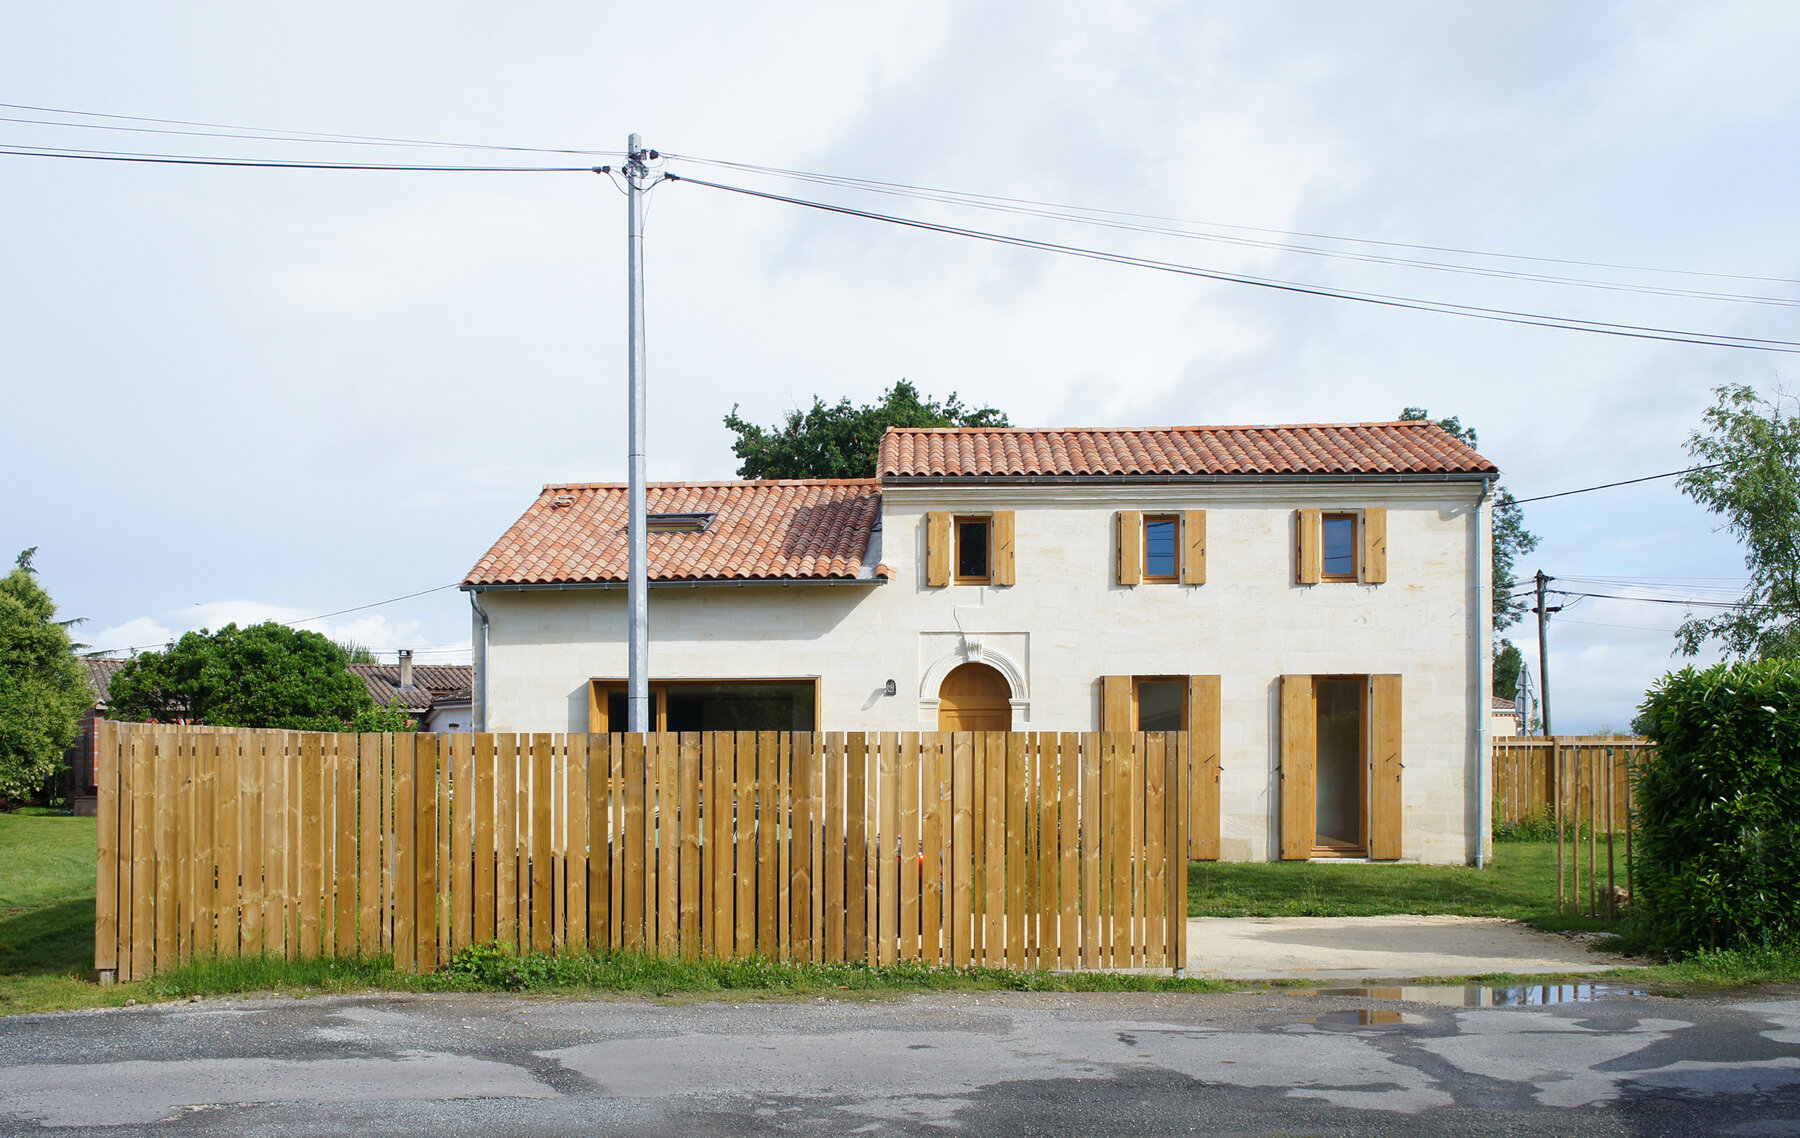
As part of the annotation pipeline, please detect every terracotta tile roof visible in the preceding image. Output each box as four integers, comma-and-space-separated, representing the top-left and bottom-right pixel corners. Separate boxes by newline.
878, 422, 1497, 478
466, 479, 888, 587
1492, 697, 1518, 712
347, 664, 474, 711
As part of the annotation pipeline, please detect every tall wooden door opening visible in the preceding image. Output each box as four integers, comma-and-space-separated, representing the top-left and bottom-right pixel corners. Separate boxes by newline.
937, 662, 1012, 732
1280, 673, 1402, 861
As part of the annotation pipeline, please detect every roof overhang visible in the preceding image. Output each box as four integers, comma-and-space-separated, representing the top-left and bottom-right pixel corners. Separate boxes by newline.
462, 576, 888, 593
881, 472, 1496, 487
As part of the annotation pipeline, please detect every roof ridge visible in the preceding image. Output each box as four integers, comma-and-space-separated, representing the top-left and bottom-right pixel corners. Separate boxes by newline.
540, 477, 883, 492
885, 421, 1447, 434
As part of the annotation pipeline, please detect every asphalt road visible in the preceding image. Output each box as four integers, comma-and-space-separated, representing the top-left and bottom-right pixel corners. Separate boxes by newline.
3, 987, 1799, 1135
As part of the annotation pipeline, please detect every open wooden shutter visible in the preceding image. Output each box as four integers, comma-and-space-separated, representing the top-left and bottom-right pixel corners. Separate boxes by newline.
1295, 509, 1321, 585
1187, 674, 1221, 860
1367, 674, 1402, 859
1116, 510, 1142, 586
926, 512, 951, 587
1100, 675, 1133, 732
992, 510, 1016, 586
1362, 507, 1388, 584
1279, 674, 1316, 859
1181, 509, 1207, 585
587, 681, 606, 733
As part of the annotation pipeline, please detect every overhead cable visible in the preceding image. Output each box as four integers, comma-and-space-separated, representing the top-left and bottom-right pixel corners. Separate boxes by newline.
672, 174, 1800, 354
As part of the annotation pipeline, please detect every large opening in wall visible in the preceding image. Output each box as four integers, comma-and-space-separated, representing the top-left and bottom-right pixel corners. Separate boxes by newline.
588, 679, 819, 733
1313, 677, 1366, 855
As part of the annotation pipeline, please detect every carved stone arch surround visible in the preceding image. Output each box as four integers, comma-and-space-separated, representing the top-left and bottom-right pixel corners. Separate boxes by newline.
918, 637, 1030, 724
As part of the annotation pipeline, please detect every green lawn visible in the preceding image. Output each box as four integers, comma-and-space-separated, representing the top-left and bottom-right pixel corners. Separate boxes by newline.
0, 809, 119, 1014
1188, 842, 1617, 932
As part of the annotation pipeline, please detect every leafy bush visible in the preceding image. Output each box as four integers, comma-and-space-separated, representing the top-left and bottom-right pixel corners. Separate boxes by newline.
1634, 659, 1800, 955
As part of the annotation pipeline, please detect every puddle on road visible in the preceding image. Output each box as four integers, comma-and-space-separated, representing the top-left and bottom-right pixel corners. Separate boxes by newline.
1306, 983, 1647, 1008
1303, 1009, 1430, 1027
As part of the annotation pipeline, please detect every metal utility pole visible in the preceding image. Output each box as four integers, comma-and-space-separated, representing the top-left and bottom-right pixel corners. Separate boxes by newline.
1534, 570, 1555, 737
625, 134, 652, 732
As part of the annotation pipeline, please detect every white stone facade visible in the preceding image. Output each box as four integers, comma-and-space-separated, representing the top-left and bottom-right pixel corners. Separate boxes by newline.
471, 477, 1494, 865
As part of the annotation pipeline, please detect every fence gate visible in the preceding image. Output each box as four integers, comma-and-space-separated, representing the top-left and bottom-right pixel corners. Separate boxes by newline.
94, 724, 1189, 980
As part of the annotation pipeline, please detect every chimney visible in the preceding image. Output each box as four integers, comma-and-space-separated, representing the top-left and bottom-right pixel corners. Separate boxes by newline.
398, 649, 414, 690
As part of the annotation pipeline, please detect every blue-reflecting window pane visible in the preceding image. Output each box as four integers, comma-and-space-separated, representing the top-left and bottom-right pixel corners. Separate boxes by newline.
1322, 515, 1356, 577
1145, 518, 1177, 577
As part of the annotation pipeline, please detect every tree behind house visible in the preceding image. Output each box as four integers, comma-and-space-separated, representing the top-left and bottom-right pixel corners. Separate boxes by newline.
108, 622, 383, 731
725, 380, 1009, 480
0, 550, 90, 809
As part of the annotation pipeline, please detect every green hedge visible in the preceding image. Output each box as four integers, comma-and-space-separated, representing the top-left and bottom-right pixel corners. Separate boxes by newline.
1634, 660, 1800, 955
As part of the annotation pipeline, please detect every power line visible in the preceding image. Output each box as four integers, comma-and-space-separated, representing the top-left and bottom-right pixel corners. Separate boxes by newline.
672, 174, 1800, 354
666, 153, 1800, 288
0, 101, 622, 157
84, 583, 462, 656
1512, 461, 1729, 503
0, 143, 593, 172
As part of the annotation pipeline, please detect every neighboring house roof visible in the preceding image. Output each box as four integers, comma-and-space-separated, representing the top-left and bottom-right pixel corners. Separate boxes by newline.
83, 658, 133, 706
466, 479, 890, 587
878, 422, 1497, 479
347, 664, 474, 712
1492, 697, 1518, 712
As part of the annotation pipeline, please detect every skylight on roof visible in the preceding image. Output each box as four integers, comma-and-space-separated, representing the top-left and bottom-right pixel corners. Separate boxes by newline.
646, 512, 715, 533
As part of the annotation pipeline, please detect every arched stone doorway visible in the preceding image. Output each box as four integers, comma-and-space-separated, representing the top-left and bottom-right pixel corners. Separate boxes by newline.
937, 662, 1013, 732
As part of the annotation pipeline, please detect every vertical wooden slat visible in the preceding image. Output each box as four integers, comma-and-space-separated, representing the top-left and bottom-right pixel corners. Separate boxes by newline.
732, 732, 755, 957
1058, 732, 1079, 971
879, 732, 901, 966
218, 736, 242, 959
610, 735, 626, 948
131, 731, 156, 980
1145, 732, 1166, 965
530, 734, 553, 954
1005, 732, 1027, 969
1111, 732, 1132, 968
333, 733, 357, 957
265, 733, 288, 961
1079, 732, 1101, 970
679, 733, 701, 958
415, 733, 440, 971
436, 736, 452, 961
356, 734, 378, 956
286, 732, 303, 957
790, 733, 815, 962
654, 734, 677, 958
845, 732, 869, 964
708, 733, 733, 959
1170, 726, 1188, 972
474, 733, 497, 946
94, 721, 119, 974
454, 733, 476, 954
175, 732, 194, 961
393, 731, 417, 973
194, 736, 217, 959
375, 732, 390, 957
313, 736, 333, 959
983, 732, 1004, 965
756, 731, 779, 957
899, 733, 920, 962
566, 733, 589, 954
237, 733, 263, 959
496, 733, 521, 951
588, 733, 611, 951
811, 733, 828, 963
778, 732, 793, 960
623, 733, 647, 952
918, 733, 944, 966
950, 732, 974, 968
297, 733, 325, 958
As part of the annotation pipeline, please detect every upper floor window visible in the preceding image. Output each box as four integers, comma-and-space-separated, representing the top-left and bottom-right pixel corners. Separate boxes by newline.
1143, 515, 1179, 582
1321, 513, 1357, 580
955, 516, 992, 584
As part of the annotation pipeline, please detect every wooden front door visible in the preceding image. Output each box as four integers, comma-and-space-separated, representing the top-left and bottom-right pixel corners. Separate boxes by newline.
937, 663, 1012, 732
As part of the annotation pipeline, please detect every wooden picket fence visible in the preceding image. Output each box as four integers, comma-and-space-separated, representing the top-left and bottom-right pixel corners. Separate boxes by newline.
94, 723, 1188, 981
1492, 736, 1654, 919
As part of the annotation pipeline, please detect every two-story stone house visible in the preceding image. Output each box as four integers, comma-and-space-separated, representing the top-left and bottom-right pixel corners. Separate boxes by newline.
464, 421, 1499, 865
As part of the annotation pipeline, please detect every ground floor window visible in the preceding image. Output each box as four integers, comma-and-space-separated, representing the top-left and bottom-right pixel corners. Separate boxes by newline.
588, 679, 818, 733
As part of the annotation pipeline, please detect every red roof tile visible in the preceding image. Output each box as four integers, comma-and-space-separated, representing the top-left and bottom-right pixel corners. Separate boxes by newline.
465, 479, 887, 587
878, 422, 1496, 478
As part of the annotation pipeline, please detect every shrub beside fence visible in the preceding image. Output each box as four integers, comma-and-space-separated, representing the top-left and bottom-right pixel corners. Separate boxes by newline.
93, 723, 1188, 981
1493, 736, 1654, 919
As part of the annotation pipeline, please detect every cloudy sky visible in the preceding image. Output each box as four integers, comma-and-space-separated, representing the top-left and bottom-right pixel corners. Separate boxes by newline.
5, 2, 1796, 731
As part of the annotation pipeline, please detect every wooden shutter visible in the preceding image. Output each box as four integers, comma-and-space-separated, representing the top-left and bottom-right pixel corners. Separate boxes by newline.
587, 681, 606, 733
1100, 675, 1133, 732
1117, 510, 1142, 586
1295, 509, 1321, 585
1181, 509, 1207, 585
1278, 675, 1316, 860
1362, 507, 1388, 584
1368, 674, 1402, 860
925, 512, 951, 587
1187, 674, 1221, 860
992, 510, 1016, 586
